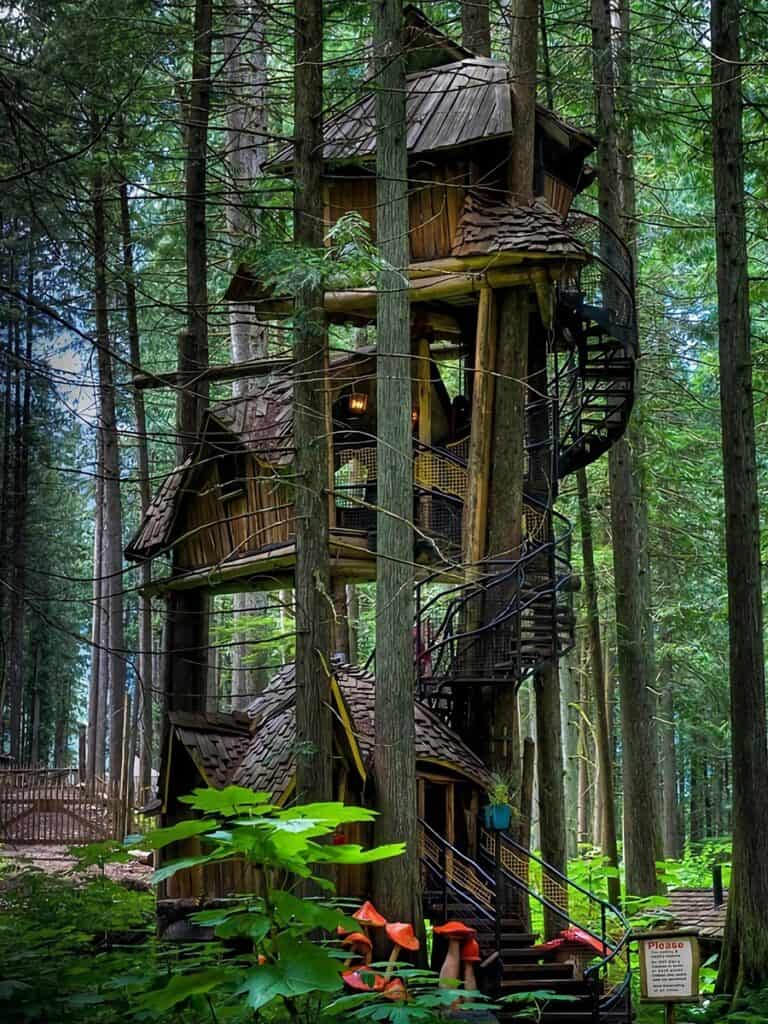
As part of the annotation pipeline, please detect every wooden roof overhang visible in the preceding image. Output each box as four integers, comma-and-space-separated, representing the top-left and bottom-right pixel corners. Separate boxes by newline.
225, 218, 589, 327
266, 58, 596, 173
163, 662, 489, 812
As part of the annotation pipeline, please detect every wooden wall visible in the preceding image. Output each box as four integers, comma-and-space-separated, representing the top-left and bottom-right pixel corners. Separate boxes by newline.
324, 159, 469, 263
175, 451, 295, 571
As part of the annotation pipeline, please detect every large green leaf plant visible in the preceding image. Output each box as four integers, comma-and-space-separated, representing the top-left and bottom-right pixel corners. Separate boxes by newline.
138, 787, 404, 1016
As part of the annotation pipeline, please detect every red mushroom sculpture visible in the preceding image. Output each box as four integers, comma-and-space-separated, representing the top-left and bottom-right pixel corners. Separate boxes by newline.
352, 900, 388, 935
460, 936, 481, 991
384, 921, 420, 977
433, 921, 477, 986
342, 969, 386, 992
342, 931, 373, 968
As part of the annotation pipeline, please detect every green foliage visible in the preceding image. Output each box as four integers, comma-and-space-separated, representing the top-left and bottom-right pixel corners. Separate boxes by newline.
486, 772, 514, 807
136, 789, 403, 1014
324, 967, 496, 1024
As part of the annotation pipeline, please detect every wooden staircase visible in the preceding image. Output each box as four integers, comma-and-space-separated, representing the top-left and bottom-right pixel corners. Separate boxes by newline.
420, 821, 632, 1024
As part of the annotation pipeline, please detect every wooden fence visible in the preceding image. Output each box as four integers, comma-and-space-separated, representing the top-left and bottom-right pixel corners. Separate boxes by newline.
0, 768, 123, 845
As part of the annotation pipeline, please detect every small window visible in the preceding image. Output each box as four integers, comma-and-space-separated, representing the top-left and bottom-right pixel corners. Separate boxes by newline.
218, 448, 247, 502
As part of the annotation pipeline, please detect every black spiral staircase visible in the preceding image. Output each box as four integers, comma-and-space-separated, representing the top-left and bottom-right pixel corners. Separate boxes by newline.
420, 820, 633, 1024
413, 210, 637, 715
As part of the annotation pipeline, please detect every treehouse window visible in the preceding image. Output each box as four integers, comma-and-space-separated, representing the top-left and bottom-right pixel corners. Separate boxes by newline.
218, 448, 247, 502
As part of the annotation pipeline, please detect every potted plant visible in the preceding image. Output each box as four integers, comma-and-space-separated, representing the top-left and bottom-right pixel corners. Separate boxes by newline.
484, 772, 513, 830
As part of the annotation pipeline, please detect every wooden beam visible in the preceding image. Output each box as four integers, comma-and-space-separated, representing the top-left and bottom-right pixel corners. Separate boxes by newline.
133, 356, 293, 391
462, 285, 497, 569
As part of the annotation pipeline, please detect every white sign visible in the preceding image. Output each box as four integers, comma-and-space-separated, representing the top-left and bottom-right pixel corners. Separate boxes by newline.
639, 936, 699, 1002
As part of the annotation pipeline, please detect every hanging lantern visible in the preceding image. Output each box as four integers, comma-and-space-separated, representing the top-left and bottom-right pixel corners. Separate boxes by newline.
411, 407, 419, 426
347, 391, 368, 416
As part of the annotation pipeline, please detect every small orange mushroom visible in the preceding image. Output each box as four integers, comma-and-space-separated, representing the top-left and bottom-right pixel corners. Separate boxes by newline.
352, 900, 388, 933
383, 977, 408, 1001
460, 937, 481, 991
342, 968, 386, 992
342, 931, 373, 967
384, 921, 420, 977
433, 921, 476, 986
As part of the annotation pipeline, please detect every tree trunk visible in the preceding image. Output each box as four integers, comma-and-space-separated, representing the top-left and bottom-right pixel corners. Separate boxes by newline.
92, 165, 126, 780
591, 0, 661, 896
461, 0, 490, 56
711, 0, 768, 993
576, 467, 620, 905
7, 302, 29, 761
224, 2, 269, 708
371, 0, 421, 932
87, 435, 105, 783
535, 665, 567, 938
293, 0, 333, 804
660, 679, 679, 859
165, 0, 213, 717
119, 174, 154, 794
559, 651, 579, 859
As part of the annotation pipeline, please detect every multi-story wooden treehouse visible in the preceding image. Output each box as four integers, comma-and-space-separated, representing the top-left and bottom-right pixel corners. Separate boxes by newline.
128, 10, 636, 1021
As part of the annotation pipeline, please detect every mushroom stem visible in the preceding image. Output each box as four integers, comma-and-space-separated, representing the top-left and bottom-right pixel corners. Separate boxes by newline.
439, 938, 462, 986
463, 961, 477, 992
384, 944, 402, 979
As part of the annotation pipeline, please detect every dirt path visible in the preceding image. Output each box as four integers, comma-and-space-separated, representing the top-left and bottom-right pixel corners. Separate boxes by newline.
0, 843, 153, 889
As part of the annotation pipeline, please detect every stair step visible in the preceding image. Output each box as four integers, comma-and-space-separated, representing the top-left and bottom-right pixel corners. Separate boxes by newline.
501, 979, 592, 994
497, 932, 541, 948
503, 963, 575, 979
500, 946, 559, 963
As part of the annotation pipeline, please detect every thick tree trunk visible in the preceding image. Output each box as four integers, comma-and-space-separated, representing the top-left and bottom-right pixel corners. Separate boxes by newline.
293, 0, 333, 804
165, 0, 213, 717
461, 0, 491, 56
711, 0, 768, 993
591, 0, 661, 896
535, 665, 567, 938
224, 2, 269, 708
92, 168, 126, 780
371, 0, 421, 931
576, 467, 620, 905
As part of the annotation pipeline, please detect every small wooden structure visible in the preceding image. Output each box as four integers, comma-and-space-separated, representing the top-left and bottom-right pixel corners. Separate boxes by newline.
157, 661, 489, 901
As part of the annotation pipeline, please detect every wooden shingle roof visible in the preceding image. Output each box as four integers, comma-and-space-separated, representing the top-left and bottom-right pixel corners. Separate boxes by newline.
169, 710, 251, 789
451, 196, 586, 260
125, 351, 377, 562
125, 457, 193, 561
170, 663, 489, 804
235, 663, 489, 795
268, 58, 595, 170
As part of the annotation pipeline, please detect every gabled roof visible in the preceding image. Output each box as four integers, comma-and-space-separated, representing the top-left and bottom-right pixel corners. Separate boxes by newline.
125, 350, 377, 562
168, 663, 490, 805
268, 58, 595, 171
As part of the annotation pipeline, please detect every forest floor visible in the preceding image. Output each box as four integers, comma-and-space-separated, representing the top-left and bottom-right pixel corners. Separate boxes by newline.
0, 844, 152, 888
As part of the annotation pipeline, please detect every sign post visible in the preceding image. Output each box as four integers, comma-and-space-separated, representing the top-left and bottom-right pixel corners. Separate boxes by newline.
635, 929, 700, 1024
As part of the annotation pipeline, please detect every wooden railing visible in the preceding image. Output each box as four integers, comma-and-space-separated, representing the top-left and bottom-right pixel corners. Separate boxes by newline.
0, 769, 123, 845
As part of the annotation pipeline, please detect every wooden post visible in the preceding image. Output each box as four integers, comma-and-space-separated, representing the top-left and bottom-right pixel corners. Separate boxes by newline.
78, 725, 87, 783
119, 692, 131, 837
414, 336, 433, 530
462, 286, 496, 570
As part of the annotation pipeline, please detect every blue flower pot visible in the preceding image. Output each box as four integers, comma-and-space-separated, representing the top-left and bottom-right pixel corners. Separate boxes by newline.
484, 803, 511, 831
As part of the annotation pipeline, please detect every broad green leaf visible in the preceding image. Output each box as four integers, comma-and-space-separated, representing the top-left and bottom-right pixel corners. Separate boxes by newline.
236, 937, 342, 1010
151, 848, 227, 884
141, 819, 215, 850
215, 912, 272, 943
141, 968, 232, 1011
309, 842, 406, 864
276, 802, 378, 825
180, 786, 274, 816
269, 890, 356, 933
